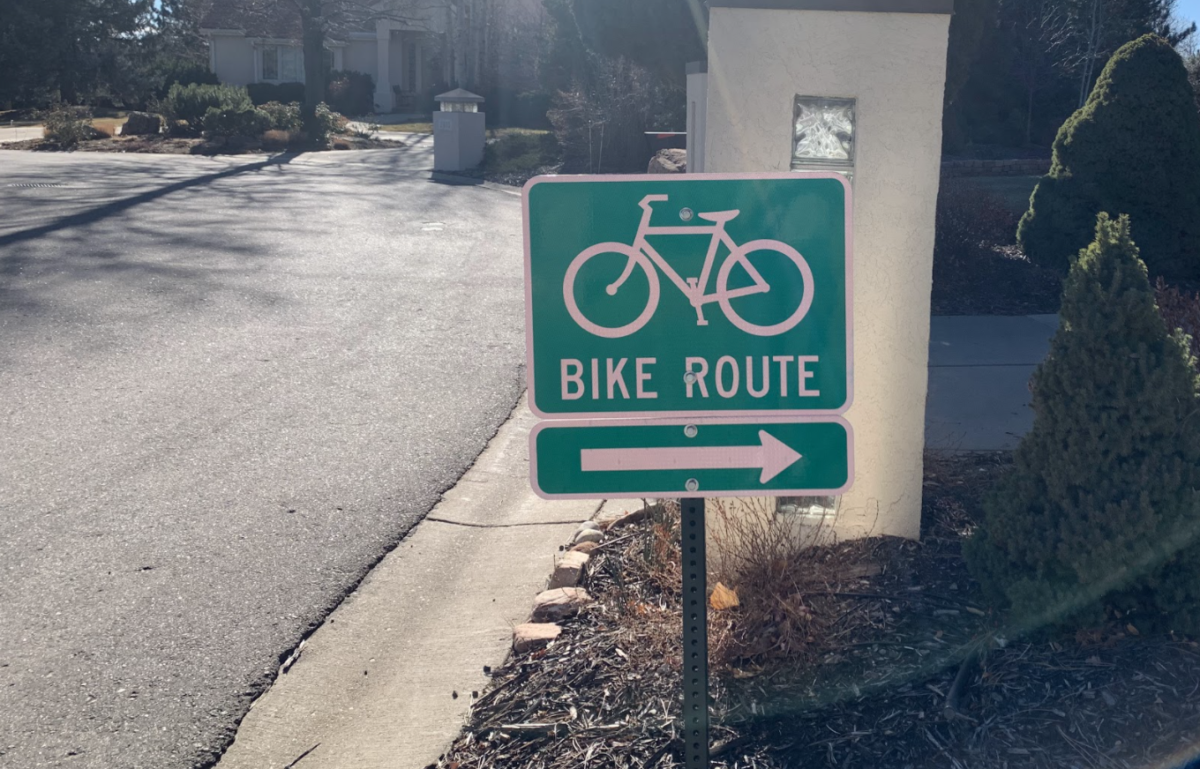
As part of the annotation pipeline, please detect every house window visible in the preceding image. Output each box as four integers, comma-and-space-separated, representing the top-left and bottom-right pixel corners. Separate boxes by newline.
261, 45, 304, 83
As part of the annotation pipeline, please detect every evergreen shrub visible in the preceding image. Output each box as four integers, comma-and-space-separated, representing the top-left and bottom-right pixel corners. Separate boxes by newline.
1017, 36, 1200, 279
325, 71, 374, 117
313, 103, 346, 139
258, 101, 302, 132
202, 106, 271, 138
150, 58, 219, 100
165, 83, 251, 127
42, 104, 94, 148
965, 214, 1200, 635
247, 82, 306, 106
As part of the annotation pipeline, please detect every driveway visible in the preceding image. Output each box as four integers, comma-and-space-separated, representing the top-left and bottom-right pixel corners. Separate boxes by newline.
0, 146, 524, 768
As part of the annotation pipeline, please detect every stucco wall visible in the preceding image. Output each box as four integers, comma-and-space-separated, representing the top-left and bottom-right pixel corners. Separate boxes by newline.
343, 40, 378, 78
211, 36, 255, 86
705, 8, 950, 540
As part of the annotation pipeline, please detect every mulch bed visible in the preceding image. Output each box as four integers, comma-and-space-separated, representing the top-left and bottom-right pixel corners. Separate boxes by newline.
434, 455, 1200, 769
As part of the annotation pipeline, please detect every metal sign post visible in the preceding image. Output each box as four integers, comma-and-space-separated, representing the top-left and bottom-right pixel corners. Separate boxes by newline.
680, 497, 709, 768
522, 173, 855, 766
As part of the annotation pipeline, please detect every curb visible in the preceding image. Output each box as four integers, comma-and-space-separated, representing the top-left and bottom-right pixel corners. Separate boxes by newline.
429, 171, 521, 196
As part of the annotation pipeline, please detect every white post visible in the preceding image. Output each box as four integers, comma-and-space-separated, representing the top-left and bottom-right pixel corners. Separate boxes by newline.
686, 61, 708, 173
705, 0, 952, 541
374, 21, 392, 113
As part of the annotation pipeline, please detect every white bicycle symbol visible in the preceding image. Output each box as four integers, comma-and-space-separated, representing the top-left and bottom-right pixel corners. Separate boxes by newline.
563, 194, 814, 339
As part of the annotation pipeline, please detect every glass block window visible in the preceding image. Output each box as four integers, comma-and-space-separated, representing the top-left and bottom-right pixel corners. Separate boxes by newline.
792, 96, 856, 170
777, 496, 837, 519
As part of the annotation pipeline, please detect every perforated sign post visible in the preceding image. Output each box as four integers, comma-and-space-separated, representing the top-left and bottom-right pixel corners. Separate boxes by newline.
523, 173, 853, 768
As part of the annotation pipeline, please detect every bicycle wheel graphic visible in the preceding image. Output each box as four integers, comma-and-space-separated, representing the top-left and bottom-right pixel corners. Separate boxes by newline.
716, 239, 815, 337
563, 243, 661, 339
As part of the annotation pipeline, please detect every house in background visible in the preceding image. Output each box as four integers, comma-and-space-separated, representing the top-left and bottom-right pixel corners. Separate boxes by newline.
199, 0, 448, 114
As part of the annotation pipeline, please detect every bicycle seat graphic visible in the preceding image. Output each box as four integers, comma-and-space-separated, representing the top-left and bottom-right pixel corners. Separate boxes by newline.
563, 194, 815, 339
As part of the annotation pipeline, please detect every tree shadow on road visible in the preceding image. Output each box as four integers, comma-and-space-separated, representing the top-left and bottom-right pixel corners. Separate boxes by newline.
0, 153, 302, 251
0, 146, 515, 369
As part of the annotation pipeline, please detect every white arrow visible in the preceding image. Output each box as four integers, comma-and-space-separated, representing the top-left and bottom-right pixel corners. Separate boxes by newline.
580, 430, 803, 484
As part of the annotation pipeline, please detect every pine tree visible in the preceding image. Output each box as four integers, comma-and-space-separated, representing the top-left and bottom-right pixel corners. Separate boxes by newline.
1017, 35, 1200, 279
965, 214, 1200, 635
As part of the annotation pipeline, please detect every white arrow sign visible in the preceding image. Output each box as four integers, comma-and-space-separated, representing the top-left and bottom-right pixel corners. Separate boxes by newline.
580, 430, 803, 484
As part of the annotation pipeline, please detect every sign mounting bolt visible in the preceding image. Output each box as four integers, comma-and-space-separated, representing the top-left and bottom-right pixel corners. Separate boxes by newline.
680, 208, 694, 222
684, 425, 698, 438
685, 478, 700, 492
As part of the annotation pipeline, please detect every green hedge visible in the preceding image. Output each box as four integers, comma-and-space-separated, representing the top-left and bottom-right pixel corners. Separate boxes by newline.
258, 101, 302, 132
202, 106, 271, 138
966, 214, 1200, 636
165, 83, 251, 126
326, 71, 374, 116
150, 58, 219, 100
247, 82, 306, 107
1018, 35, 1200, 279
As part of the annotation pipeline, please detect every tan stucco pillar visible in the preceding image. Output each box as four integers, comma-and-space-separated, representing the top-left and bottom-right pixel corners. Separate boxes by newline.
704, 0, 952, 540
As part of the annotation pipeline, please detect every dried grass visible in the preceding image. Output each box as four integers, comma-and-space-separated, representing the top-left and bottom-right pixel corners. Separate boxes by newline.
261, 129, 297, 151
707, 498, 848, 669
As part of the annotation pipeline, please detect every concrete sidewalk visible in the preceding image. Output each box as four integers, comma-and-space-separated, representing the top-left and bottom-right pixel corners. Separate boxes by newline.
924, 314, 1058, 452
0, 124, 42, 144
214, 397, 604, 769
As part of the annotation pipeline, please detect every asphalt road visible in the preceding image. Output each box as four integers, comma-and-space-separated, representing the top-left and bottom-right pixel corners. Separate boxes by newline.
0, 147, 525, 768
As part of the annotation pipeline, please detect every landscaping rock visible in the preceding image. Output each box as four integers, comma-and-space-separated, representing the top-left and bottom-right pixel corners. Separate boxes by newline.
532, 587, 592, 622
578, 520, 601, 531
571, 528, 604, 546
548, 551, 589, 589
512, 623, 561, 653
647, 148, 687, 174
121, 112, 162, 136
570, 541, 601, 555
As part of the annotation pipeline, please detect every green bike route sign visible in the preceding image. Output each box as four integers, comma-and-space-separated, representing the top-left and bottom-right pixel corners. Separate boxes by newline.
523, 173, 852, 419
523, 173, 854, 499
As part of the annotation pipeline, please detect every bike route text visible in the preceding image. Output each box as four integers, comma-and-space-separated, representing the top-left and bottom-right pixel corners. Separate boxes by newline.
559, 355, 822, 401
